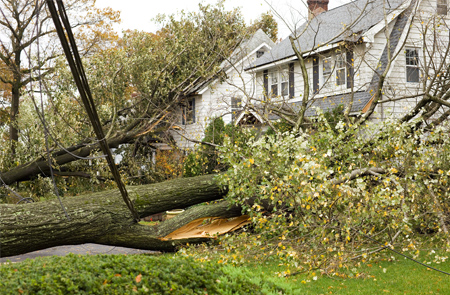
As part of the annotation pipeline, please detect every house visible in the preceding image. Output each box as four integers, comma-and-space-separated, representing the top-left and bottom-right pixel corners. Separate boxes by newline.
244, 0, 449, 125
171, 29, 275, 149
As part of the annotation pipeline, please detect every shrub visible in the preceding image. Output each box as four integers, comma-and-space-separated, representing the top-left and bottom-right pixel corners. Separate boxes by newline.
183, 118, 245, 177
0, 254, 283, 294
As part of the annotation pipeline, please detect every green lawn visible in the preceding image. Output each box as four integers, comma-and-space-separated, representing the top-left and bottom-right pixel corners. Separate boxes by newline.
227, 254, 450, 294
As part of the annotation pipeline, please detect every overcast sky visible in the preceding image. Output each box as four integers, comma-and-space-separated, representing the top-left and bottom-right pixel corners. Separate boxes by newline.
95, 0, 351, 40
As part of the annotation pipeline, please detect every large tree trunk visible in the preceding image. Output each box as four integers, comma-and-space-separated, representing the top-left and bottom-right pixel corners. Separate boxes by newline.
0, 130, 140, 185
0, 174, 239, 258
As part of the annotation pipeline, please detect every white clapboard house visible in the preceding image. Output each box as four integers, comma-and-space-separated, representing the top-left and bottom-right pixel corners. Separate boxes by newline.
243, 0, 448, 125
171, 29, 275, 149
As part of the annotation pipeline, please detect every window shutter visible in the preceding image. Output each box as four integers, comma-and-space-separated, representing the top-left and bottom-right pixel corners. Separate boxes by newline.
313, 57, 319, 93
192, 98, 196, 123
289, 63, 295, 98
181, 103, 185, 125
437, 0, 447, 15
346, 50, 354, 89
263, 70, 268, 99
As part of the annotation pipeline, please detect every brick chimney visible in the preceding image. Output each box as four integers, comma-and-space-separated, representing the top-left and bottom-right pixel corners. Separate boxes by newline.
307, 0, 329, 19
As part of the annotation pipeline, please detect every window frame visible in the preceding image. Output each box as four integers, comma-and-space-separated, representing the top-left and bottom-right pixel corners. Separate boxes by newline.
405, 48, 420, 83
280, 68, 289, 97
322, 55, 333, 85
335, 52, 347, 86
182, 98, 195, 125
231, 97, 243, 122
269, 67, 291, 98
269, 71, 278, 97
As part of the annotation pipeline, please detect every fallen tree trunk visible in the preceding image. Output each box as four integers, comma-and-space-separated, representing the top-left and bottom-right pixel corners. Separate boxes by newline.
0, 174, 239, 258
0, 130, 140, 185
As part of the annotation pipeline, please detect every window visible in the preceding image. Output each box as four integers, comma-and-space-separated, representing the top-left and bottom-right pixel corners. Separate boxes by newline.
406, 49, 419, 83
438, 0, 447, 15
322, 55, 332, 84
269, 68, 290, 98
335, 53, 347, 86
321, 51, 353, 89
182, 98, 195, 125
280, 68, 289, 96
270, 71, 278, 97
256, 50, 265, 58
231, 97, 242, 122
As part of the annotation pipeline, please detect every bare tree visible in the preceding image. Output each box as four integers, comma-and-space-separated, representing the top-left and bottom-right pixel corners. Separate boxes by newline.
0, 0, 119, 155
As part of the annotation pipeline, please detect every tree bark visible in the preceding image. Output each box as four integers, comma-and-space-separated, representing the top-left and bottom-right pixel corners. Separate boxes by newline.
0, 174, 237, 258
0, 129, 140, 185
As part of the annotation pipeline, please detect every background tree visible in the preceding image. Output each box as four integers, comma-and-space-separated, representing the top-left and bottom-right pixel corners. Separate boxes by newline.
0, 1, 249, 188
250, 12, 279, 43
0, 0, 120, 156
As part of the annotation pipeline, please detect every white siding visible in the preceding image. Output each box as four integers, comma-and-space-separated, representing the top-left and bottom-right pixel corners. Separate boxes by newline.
171, 51, 261, 149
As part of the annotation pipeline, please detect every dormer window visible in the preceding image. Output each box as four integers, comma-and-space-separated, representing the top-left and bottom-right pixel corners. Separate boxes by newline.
437, 0, 447, 15
257, 50, 265, 58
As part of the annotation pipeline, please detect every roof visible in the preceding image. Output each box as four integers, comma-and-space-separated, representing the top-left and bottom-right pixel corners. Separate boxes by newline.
261, 91, 372, 121
248, 0, 405, 69
189, 29, 275, 95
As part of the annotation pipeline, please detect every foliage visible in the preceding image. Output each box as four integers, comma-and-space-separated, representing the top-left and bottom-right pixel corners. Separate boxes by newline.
183, 117, 246, 177
0, 0, 120, 153
250, 12, 279, 42
0, 254, 283, 294
0, 1, 250, 194
265, 119, 294, 136
216, 113, 450, 274
119, 146, 185, 185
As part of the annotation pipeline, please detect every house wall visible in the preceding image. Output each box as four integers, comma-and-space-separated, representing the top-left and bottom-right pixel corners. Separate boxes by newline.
378, 0, 450, 120
252, 0, 450, 123
171, 51, 261, 149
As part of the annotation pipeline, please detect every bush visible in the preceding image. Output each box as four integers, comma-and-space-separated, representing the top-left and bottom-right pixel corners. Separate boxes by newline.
183, 118, 245, 177
0, 254, 284, 294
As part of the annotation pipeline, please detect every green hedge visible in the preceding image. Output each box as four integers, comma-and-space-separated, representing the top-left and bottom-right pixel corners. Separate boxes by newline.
0, 254, 283, 294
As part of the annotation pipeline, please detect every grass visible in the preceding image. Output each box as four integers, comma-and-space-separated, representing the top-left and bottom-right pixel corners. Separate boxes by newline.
224, 253, 450, 294
1, 251, 449, 294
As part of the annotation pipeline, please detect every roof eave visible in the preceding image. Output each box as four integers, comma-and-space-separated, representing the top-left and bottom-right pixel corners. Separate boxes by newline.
361, 0, 411, 43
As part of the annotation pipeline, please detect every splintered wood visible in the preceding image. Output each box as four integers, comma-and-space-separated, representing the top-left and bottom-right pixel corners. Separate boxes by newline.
161, 215, 250, 240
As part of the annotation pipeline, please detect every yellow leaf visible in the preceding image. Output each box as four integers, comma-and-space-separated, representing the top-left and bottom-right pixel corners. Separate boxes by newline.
135, 274, 142, 283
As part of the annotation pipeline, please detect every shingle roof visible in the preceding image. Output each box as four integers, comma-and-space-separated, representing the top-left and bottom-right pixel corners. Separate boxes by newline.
263, 91, 372, 121
248, 0, 405, 69
302, 91, 372, 116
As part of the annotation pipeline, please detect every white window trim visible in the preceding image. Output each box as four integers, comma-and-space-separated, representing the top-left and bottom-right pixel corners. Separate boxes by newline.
405, 47, 420, 83
321, 51, 347, 89
322, 55, 332, 85
335, 52, 347, 86
269, 67, 290, 98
